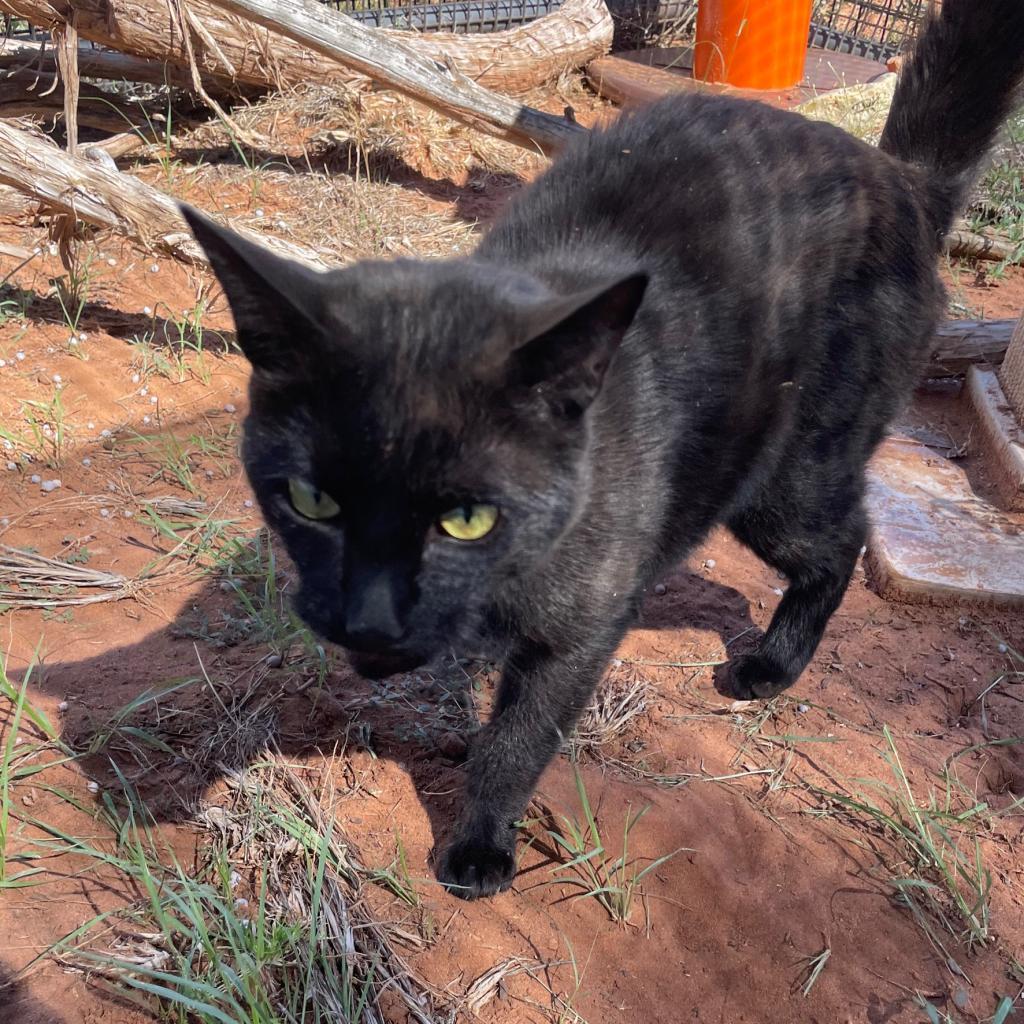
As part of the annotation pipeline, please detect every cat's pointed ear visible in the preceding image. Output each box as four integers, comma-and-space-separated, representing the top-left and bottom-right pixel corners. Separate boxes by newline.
507, 273, 648, 414
180, 203, 326, 370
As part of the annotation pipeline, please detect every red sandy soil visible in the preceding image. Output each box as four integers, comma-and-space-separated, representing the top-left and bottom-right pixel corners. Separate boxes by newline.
1, 86, 1023, 1024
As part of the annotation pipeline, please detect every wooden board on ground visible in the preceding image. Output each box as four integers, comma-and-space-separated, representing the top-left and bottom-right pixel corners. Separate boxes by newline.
965, 366, 1024, 512
864, 436, 1024, 606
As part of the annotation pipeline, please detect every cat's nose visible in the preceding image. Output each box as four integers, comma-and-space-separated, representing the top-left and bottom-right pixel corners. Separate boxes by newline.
342, 571, 408, 652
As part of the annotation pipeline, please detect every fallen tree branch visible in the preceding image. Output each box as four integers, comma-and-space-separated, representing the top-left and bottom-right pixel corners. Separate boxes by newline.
0, 118, 328, 268
927, 318, 1015, 376
199, 0, 586, 155
0, 67, 176, 135
944, 228, 1019, 264
0, 37, 244, 92
1, 0, 610, 96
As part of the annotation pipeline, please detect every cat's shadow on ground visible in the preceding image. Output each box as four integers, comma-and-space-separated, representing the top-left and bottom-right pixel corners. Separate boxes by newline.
18, 563, 761, 869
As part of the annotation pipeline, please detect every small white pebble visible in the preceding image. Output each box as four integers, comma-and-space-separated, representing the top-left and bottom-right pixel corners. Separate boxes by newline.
0, 518, 8, 527
15, 351, 25, 361
58, 700, 69, 712
859, 545, 867, 557
229, 870, 242, 889
131, 373, 140, 384
42, 424, 52, 435
0, 359, 6, 368
30, 473, 41, 484
99, 508, 110, 518
2, 441, 10, 450
140, 386, 148, 396
47, 242, 58, 256
79, 332, 88, 342
772, 586, 784, 596
234, 897, 249, 909
142, 306, 152, 316
107, 482, 116, 492
997, 642, 1008, 654
87, 421, 95, 429
224, 403, 237, 414
797, 703, 810, 714
149, 395, 158, 405
33, 246, 41, 256
5, 462, 16, 471
52, 373, 62, 383
41, 479, 61, 492
149, 264, 160, 274
653, 582, 667, 596
107, 257, 117, 266
82, 457, 92, 467
15, 737, 24, 746
101, 429, 111, 438
705, 558, 716, 570
87, 780, 100, 794
275, 220, 287, 230
123, 509, 133, 518
243, 499, 254, 509
142, 415, 151, 424
254, 208, 264, 218
68, 338, 78, 347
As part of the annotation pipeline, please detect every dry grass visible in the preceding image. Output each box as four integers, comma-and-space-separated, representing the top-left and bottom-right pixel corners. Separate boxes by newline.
572, 661, 653, 759
0, 543, 138, 608
43, 755, 443, 1024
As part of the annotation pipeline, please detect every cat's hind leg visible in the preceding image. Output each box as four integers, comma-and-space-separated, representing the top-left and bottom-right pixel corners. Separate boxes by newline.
719, 474, 867, 701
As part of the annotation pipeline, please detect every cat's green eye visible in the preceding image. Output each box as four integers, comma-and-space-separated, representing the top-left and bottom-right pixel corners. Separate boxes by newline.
288, 478, 341, 521
438, 504, 499, 541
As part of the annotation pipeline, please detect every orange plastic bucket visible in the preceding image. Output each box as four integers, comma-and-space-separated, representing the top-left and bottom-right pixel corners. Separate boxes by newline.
693, 0, 814, 90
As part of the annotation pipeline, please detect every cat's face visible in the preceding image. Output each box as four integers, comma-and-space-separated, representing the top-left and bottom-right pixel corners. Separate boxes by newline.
182, 207, 645, 676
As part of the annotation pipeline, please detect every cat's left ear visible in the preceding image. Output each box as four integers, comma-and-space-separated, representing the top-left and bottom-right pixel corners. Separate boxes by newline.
180, 203, 327, 370
506, 273, 648, 414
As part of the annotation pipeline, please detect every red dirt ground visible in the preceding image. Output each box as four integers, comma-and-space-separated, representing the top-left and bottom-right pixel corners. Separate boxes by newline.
1, 85, 1023, 1024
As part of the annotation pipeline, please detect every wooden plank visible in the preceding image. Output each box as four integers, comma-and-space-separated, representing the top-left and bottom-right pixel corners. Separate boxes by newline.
927, 319, 1015, 376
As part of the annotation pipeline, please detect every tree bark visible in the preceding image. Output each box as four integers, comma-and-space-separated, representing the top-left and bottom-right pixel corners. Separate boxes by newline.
1, 0, 611, 96
927, 318, 1016, 376
0, 118, 328, 268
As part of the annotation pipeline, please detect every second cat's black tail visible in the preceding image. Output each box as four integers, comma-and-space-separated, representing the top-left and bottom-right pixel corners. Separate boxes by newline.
879, 0, 1024, 232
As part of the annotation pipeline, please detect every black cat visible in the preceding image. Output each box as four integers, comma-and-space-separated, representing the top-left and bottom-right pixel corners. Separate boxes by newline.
183, 0, 1024, 899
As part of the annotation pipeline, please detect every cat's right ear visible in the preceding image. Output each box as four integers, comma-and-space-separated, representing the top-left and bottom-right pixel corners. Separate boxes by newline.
180, 204, 326, 370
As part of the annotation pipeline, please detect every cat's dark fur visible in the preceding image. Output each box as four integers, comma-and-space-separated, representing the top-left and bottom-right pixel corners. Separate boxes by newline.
183, 0, 1024, 899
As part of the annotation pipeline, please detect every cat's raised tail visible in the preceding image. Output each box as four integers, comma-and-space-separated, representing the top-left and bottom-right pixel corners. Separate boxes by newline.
879, 0, 1024, 233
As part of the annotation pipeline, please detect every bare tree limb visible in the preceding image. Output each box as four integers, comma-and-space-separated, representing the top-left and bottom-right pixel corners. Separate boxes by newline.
0, 118, 328, 268
944, 228, 1019, 263
1, 0, 611, 96
198, 0, 586, 155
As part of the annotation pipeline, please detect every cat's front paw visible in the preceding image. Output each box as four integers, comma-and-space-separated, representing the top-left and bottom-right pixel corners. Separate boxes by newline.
717, 653, 792, 701
437, 834, 516, 900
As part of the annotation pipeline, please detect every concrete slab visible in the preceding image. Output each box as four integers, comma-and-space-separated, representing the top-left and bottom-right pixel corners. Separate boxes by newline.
965, 366, 1024, 512
864, 436, 1024, 607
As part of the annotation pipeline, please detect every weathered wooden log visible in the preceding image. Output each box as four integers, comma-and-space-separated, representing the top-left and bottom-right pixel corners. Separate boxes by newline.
0, 118, 328, 268
200, 0, 586, 155
0, 37, 228, 91
927, 318, 1015, 376
0, 67, 176, 136
944, 228, 1019, 264
1, 0, 611, 96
